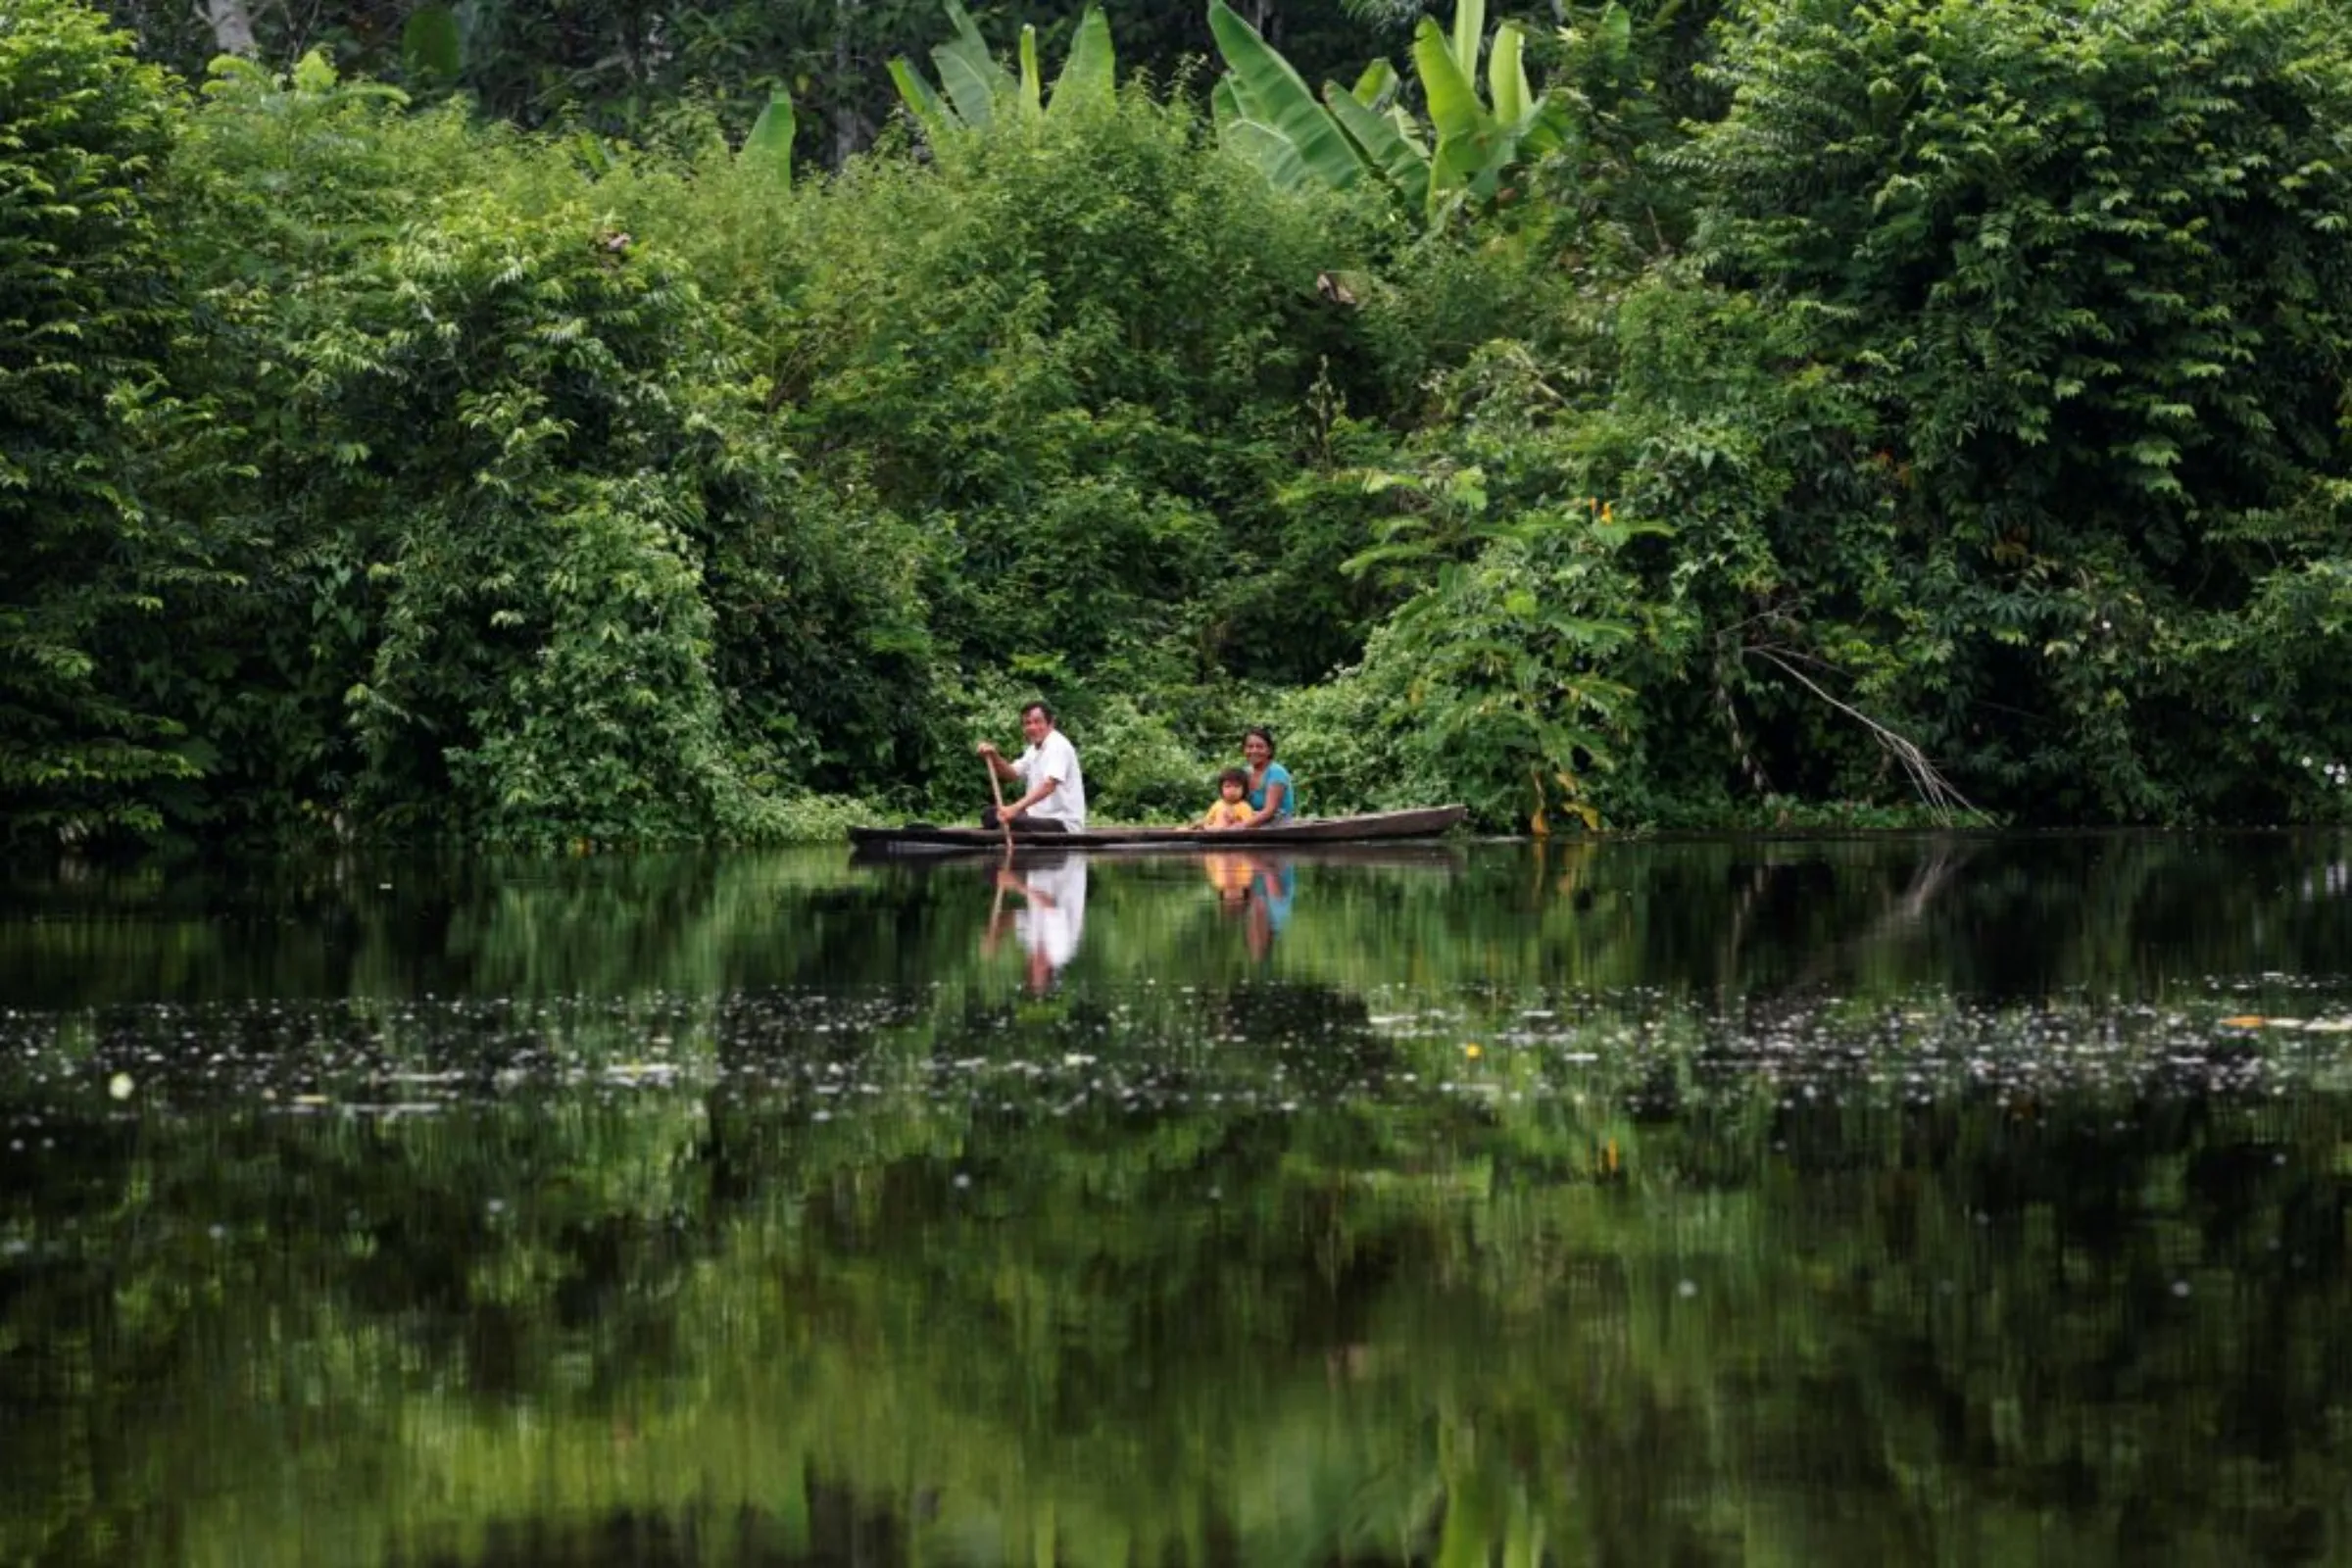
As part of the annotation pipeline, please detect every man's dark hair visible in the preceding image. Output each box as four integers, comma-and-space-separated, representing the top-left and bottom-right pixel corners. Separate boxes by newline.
1022, 701, 1054, 724
1217, 767, 1250, 790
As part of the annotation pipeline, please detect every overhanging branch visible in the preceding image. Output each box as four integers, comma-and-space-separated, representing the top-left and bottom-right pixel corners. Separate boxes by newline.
1745, 645, 1981, 822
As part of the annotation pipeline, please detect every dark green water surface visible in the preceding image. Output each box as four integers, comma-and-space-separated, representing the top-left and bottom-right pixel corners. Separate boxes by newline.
4, 834, 2352, 1566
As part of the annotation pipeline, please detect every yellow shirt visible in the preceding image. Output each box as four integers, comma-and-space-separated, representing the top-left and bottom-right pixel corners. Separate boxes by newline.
1201, 799, 1252, 828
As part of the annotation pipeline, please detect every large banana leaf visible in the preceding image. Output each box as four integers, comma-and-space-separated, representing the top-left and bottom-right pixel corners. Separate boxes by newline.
1413, 16, 1491, 146
1050, 9, 1115, 111
1413, 16, 1506, 203
1447, 0, 1486, 83
1324, 79, 1430, 198
888, 56, 951, 136
1487, 24, 1528, 129
1211, 74, 1311, 191
931, 0, 1010, 129
741, 87, 796, 184
1207, 0, 1362, 190
1388, 102, 1431, 158
1349, 59, 1399, 111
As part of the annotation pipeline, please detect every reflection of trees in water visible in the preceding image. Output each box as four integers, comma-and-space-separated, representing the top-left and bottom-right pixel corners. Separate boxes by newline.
5, 834, 2351, 1011
4, 838, 2352, 1560
6, 1054, 2352, 1562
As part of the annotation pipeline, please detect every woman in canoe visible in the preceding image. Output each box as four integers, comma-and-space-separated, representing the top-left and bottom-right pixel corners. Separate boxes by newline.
1210, 726, 1295, 830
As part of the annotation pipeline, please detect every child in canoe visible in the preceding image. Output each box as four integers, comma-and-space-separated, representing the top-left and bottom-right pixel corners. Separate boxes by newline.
1194, 768, 1254, 830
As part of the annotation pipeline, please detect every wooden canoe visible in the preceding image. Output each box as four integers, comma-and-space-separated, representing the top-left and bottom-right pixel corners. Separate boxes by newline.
847, 805, 1467, 855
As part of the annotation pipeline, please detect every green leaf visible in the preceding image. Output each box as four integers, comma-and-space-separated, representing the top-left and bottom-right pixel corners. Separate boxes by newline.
1324, 79, 1431, 198
1487, 23, 1528, 128
1223, 114, 1311, 190
1414, 17, 1492, 146
571, 130, 612, 174
1431, 115, 1509, 204
1050, 8, 1115, 111
1017, 24, 1042, 116
1387, 103, 1430, 157
1207, 0, 1362, 190
1350, 59, 1400, 110
1514, 93, 1573, 158
292, 49, 338, 92
1416, 19, 1508, 205
400, 4, 462, 81
887, 57, 950, 136
931, 0, 1009, 129
741, 88, 796, 184
1340, 540, 1440, 579
1601, 0, 1633, 65
1448, 0, 1487, 84
1211, 74, 1305, 186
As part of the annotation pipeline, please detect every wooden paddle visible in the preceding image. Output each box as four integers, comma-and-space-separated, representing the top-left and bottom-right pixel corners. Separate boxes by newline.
985, 750, 1014, 850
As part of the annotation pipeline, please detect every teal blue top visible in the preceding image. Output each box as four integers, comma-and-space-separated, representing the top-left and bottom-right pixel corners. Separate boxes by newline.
1252, 861, 1296, 931
1249, 761, 1295, 820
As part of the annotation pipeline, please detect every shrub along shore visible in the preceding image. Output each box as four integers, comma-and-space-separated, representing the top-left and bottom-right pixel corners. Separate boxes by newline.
10, 0, 2352, 849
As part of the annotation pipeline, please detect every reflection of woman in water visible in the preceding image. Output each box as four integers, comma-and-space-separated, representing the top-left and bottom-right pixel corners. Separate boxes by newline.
1250, 858, 1296, 933
1203, 852, 1295, 960
982, 855, 1090, 992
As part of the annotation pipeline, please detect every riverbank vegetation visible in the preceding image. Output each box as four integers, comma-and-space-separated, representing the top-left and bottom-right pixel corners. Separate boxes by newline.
11, 0, 2352, 847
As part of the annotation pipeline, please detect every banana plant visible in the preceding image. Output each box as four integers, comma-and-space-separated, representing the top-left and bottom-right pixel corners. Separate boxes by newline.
1207, 0, 1579, 218
888, 2, 1114, 138
1207, 0, 1368, 191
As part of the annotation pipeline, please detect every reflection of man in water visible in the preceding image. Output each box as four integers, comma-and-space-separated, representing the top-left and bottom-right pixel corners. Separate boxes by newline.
985, 855, 1090, 992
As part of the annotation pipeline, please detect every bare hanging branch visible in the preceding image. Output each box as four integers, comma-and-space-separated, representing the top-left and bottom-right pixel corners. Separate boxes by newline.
1745, 645, 1981, 822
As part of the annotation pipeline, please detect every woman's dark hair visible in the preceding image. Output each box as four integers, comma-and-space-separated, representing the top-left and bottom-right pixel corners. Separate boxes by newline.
1022, 701, 1054, 724
1217, 767, 1250, 790
1244, 725, 1276, 756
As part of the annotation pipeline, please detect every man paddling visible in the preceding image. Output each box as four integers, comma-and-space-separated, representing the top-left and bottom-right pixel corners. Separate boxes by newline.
977, 702, 1087, 834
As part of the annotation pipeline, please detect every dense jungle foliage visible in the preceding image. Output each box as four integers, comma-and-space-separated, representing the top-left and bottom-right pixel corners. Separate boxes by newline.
10, 0, 2352, 846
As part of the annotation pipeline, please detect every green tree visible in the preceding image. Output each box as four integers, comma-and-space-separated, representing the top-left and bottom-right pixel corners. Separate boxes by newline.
1672, 0, 2352, 821
154, 54, 927, 842
0, 0, 211, 844
745, 89, 1378, 731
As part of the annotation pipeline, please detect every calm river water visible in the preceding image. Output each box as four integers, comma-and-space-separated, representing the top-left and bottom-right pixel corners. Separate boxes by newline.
3, 834, 2351, 1565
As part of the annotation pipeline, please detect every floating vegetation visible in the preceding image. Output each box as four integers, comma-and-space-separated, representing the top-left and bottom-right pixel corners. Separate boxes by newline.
5, 977, 2352, 1131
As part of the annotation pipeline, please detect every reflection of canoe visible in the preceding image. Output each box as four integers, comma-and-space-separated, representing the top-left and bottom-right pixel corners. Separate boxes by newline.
852, 841, 1469, 874
848, 806, 1468, 855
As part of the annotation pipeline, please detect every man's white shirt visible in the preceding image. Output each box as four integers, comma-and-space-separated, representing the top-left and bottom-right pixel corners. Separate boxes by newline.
1015, 729, 1087, 829
1015, 857, 1089, 971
